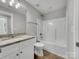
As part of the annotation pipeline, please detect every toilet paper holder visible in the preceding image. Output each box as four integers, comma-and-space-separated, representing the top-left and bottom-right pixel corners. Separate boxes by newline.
76, 42, 79, 47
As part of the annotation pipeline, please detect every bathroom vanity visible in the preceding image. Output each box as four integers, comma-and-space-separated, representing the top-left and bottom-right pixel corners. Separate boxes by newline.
0, 0, 36, 59
0, 35, 36, 59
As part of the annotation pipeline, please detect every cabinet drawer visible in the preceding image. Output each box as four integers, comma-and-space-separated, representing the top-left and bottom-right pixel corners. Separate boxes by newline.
19, 38, 36, 49
0, 43, 19, 58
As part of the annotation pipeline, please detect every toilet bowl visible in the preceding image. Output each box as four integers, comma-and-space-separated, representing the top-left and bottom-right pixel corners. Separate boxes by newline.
34, 42, 45, 56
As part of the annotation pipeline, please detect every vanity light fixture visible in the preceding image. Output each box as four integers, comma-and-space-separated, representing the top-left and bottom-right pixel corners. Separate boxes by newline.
9, 2, 13, 6
9, 0, 15, 6
1, 0, 6, 3
1, 0, 21, 9
15, 2, 20, 9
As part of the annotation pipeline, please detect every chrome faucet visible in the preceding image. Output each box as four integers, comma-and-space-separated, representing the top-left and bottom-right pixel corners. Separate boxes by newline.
8, 34, 15, 38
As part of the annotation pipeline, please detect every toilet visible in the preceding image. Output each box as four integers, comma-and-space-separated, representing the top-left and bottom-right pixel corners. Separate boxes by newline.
34, 42, 45, 56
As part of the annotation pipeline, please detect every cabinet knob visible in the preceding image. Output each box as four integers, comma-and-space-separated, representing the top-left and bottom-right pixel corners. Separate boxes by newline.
16, 54, 19, 56
0, 49, 2, 53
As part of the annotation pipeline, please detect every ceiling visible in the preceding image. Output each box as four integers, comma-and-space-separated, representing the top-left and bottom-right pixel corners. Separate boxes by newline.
25, 0, 67, 14
0, 0, 26, 15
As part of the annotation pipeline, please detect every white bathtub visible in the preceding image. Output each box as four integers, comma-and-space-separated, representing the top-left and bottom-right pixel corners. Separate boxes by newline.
41, 40, 67, 58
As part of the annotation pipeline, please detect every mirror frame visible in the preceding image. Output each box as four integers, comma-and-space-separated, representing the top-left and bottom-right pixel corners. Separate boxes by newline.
0, 11, 13, 34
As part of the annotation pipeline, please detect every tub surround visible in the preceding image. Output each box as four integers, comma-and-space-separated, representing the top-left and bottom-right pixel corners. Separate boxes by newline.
0, 35, 35, 48
42, 17, 67, 58
41, 41, 67, 58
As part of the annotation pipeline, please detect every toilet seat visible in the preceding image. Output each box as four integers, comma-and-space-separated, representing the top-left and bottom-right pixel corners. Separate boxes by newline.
34, 43, 44, 47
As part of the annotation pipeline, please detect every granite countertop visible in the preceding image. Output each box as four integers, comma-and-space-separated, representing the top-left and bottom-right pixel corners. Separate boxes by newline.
0, 35, 35, 48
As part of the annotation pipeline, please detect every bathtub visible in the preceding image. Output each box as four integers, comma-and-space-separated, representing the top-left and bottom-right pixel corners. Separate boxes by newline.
41, 40, 67, 58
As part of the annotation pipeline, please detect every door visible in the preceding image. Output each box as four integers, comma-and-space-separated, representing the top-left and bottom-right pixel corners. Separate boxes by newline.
0, 51, 19, 59
20, 45, 34, 59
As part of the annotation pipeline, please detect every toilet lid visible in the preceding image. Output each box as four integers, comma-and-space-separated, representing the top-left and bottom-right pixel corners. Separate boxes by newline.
34, 43, 44, 47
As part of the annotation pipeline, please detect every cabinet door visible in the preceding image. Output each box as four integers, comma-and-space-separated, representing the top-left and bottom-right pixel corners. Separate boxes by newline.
0, 43, 19, 58
20, 45, 34, 59
0, 51, 19, 59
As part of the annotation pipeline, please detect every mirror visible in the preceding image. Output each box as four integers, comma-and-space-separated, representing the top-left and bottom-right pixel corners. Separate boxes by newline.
0, 11, 13, 35
0, 0, 26, 35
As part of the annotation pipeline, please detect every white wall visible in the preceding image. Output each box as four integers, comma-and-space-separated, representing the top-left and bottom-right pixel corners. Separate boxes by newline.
13, 13, 26, 33
37, 18, 43, 40
26, 11, 43, 38
66, 0, 75, 59
66, 0, 79, 59
21, 0, 42, 22
0, 5, 26, 34
0, 0, 43, 35
21, 0, 43, 37
75, 0, 79, 59
43, 8, 66, 20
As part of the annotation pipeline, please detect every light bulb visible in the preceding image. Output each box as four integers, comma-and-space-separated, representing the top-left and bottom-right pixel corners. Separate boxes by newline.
1, 0, 6, 3
9, 2, 13, 6
15, 3, 20, 9
9, 0, 14, 6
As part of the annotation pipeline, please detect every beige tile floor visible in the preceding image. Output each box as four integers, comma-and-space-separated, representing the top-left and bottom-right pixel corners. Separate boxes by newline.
34, 50, 65, 59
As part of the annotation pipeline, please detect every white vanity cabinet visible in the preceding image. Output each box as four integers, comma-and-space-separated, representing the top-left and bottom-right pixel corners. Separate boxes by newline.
0, 38, 36, 59
20, 45, 34, 59
19, 38, 35, 59
1, 51, 19, 59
